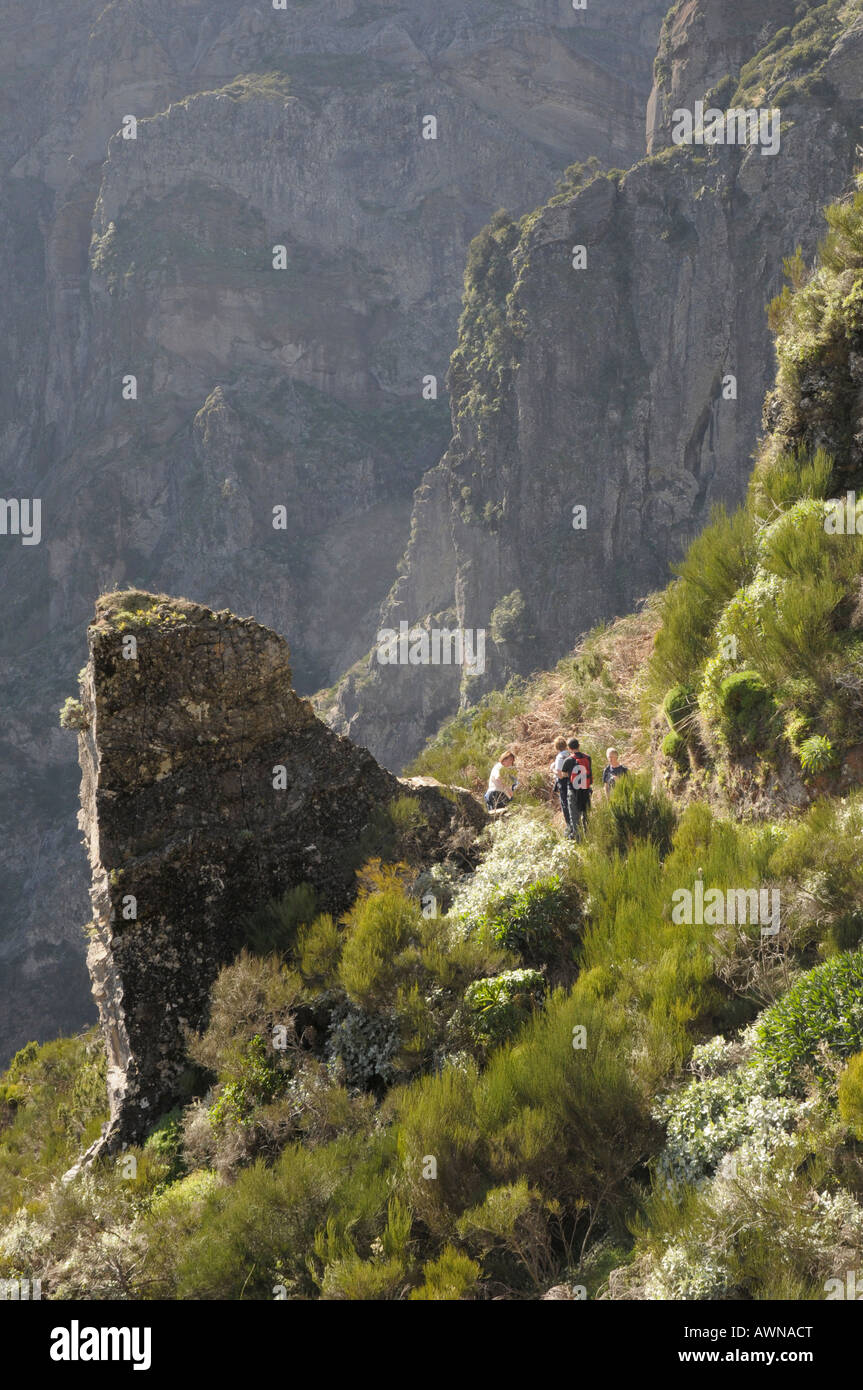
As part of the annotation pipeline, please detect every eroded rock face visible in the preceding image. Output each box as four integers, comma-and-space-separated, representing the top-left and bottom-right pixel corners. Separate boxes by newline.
330, 7, 863, 770
74, 593, 481, 1149
0, 0, 666, 1062
645, 0, 802, 154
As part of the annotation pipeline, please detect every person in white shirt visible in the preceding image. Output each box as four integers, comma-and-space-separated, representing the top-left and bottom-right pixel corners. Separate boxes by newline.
549, 736, 571, 830
485, 749, 518, 811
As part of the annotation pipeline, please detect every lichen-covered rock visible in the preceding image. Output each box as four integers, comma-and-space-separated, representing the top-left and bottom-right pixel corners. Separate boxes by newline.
74, 591, 481, 1152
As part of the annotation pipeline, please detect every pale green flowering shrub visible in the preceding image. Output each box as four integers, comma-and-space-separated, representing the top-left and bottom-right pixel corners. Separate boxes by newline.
644, 1240, 732, 1301
449, 813, 573, 930
653, 1028, 812, 1185
325, 1003, 400, 1089
654, 1059, 804, 1185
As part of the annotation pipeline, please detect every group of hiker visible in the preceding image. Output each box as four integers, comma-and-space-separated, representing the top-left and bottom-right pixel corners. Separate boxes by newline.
485, 738, 629, 841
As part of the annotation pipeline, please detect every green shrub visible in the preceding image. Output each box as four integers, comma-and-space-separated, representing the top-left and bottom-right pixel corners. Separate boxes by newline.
755, 951, 863, 1086
663, 685, 694, 733
716, 670, 776, 751
838, 1052, 863, 1139
751, 447, 833, 516
650, 505, 755, 692
661, 730, 688, 769
798, 734, 836, 774
187, 951, 302, 1078
143, 1108, 186, 1183
490, 590, 528, 645
392, 985, 655, 1246
410, 1246, 480, 1300
59, 697, 89, 731
338, 885, 421, 1008
297, 913, 341, 988
783, 711, 811, 755
591, 772, 676, 858
172, 1130, 396, 1299
474, 876, 580, 962
463, 969, 545, 1046
767, 794, 863, 954
245, 884, 317, 957
312, 1198, 411, 1300
456, 1178, 554, 1290
208, 1035, 290, 1129
0, 1031, 108, 1219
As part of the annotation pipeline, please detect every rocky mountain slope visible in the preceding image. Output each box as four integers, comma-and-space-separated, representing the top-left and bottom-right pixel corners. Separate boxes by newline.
0, 0, 666, 1061
328, 0, 863, 770
6, 172, 863, 1300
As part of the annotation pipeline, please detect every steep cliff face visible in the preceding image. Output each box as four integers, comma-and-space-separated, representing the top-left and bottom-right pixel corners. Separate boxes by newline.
71, 591, 482, 1154
645, 0, 803, 153
0, 0, 667, 1060
329, 1, 863, 771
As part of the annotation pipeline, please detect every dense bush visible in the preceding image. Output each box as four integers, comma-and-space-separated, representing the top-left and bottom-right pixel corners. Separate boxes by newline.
766, 794, 863, 954
661, 730, 688, 769
653, 1035, 808, 1186
591, 771, 676, 858
662, 684, 694, 734
0, 1031, 107, 1220
245, 885, 317, 957
451, 813, 574, 926
409, 1246, 480, 1300
339, 883, 421, 1008
208, 1034, 291, 1129
326, 1003, 401, 1091
650, 505, 755, 692
716, 670, 776, 752
463, 969, 545, 1046
755, 951, 863, 1086
473, 875, 581, 966
838, 1052, 863, 1139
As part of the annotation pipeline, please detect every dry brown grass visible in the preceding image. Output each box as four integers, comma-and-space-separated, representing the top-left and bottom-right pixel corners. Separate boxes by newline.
501, 602, 660, 827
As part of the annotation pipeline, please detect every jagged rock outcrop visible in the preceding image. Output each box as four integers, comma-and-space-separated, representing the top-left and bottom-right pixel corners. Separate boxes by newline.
0, 0, 667, 1061
645, 0, 802, 154
330, 2, 863, 770
73, 591, 482, 1151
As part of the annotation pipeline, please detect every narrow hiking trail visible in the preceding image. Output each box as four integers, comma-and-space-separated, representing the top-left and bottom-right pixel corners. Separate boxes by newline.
493, 604, 659, 831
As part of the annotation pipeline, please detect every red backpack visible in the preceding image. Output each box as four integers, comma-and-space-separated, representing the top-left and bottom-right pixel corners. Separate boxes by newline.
569, 752, 592, 790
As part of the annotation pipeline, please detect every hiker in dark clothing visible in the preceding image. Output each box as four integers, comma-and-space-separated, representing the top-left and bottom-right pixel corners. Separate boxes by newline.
561, 738, 592, 842
602, 747, 629, 798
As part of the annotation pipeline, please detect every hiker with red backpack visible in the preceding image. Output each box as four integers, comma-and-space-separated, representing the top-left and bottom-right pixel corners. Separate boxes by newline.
561, 738, 592, 842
